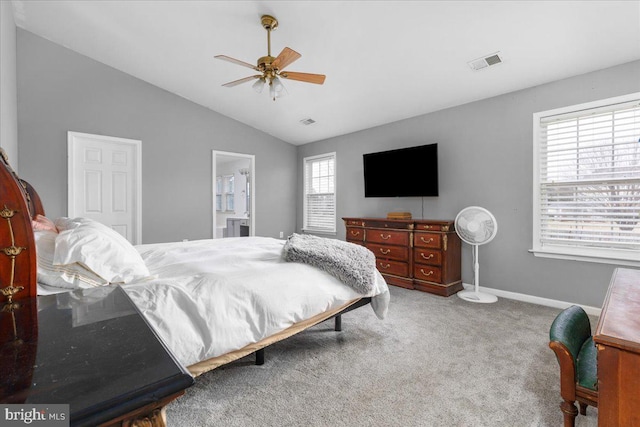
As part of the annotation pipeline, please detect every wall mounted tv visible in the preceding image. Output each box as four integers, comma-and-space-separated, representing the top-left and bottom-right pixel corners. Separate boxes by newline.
363, 143, 438, 197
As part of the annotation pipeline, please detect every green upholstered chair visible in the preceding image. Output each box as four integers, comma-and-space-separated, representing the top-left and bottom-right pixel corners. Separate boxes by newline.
549, 305, 598, 427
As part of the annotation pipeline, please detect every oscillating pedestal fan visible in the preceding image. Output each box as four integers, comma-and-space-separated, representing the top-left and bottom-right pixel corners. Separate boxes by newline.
455, 206, 498, 303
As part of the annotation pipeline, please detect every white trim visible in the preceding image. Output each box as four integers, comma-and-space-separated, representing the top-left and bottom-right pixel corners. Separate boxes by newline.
212, 150, 255, 238
530, 248, 640, 268
461, 283, 601, 317
536, 92, 640, 122
67, 131, 142, 245
302, 151, 337, 234
302, 229, 337, 237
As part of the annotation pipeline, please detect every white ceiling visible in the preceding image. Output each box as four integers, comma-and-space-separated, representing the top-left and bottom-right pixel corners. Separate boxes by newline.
11, 1, 640, 146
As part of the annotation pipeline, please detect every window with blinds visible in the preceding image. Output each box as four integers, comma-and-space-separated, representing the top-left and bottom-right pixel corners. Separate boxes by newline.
303, 152, 336, 233
532, 93, 640, 265
215, 175, 235, 212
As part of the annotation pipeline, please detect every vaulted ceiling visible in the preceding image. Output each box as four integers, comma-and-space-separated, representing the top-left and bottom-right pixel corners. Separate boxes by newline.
11, 1, 640, 145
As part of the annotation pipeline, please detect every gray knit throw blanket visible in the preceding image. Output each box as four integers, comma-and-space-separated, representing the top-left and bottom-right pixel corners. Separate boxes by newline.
282, 233, 376, 294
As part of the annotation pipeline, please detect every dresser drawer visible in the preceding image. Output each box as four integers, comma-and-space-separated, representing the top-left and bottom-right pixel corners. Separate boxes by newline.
415, 221, 453, 232
363, 219, 413, 230
344, 218, 364, 227
367, 229, 410, 246
414, 232, 441, 249
375, 259, 409, 277
367, 243, 410, 262
414, 248, 442, 266
414, 265, 442, 283
346, 226, 365, 242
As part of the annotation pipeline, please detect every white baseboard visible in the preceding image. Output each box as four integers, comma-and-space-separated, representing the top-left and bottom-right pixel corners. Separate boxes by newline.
461, 283, 601, 317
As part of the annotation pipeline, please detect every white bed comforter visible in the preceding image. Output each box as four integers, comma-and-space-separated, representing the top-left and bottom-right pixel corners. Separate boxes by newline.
121, 237, 389, 368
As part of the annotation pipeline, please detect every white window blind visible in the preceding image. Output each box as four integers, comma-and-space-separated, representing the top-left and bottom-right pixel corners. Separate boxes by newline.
215, 175, 235, 212
303, 152, 336, 233
533, 93, 640, 265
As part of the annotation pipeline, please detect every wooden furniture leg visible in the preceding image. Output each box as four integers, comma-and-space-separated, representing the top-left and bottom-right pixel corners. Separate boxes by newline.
578, 402, 587, 415
560, 400, 578, 427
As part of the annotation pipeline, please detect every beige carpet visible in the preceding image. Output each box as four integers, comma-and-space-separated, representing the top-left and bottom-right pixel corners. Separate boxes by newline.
166, 285, 598, 426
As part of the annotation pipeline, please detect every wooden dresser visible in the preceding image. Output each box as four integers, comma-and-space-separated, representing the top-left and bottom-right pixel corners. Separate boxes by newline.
594, 267, 640, 427
343, 217, 462, 296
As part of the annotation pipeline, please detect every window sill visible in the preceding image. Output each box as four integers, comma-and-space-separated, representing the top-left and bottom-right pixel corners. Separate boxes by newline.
530, 248, 640, 268
302, 229, 337, 237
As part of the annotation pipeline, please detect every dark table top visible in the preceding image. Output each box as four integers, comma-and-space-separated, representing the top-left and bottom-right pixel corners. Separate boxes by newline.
0, 285, 194, 426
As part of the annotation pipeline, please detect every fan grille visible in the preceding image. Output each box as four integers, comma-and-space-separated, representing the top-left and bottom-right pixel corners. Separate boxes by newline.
455, 207, 497, 245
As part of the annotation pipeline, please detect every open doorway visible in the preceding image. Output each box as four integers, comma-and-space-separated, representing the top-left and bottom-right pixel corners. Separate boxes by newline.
212, 150, 255, 238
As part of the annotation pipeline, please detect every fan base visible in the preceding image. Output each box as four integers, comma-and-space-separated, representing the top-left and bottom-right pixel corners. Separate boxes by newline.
261, 15, 278, 31
457, 290, 498, 303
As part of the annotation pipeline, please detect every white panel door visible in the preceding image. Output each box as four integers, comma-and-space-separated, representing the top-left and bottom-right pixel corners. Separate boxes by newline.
68, 132, 142, 244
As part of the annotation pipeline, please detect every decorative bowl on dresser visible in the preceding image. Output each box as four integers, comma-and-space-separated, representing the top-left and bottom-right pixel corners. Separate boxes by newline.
343, 217, 462, 296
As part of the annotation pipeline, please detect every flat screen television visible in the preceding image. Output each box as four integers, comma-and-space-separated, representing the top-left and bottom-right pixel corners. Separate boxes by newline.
363, 143, 438, 197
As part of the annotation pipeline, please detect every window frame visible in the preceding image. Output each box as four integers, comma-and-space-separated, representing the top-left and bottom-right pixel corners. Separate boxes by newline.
532, 92, 640, 267
215, 174, 235, 213
302, 152, 337, 235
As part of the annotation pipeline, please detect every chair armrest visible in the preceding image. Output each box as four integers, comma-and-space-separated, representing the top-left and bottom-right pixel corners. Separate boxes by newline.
550, 340, 577, 401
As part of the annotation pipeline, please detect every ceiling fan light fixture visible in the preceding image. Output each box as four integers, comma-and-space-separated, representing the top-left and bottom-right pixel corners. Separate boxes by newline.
277, 83, 288, 99
269, 78, 287, 101
252, 77, 266, 93
272, 76, 284, 93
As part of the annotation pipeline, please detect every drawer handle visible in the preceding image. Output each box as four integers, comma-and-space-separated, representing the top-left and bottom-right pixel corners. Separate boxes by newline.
379, 263, 391, 269
380, 234, 391, 240
380, 248, 391, 255
420, 253, 434, 260
350, 230, 360, 236
420, 269, 434, 277
420, 237, 434, 244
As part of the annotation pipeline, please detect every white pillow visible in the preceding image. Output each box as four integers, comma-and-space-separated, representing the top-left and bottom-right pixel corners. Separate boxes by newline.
54, 217, 150, 283
35, 230, 108, 289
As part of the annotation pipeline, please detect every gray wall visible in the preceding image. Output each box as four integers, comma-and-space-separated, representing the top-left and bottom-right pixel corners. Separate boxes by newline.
0, 2, 18, 168
297, 60, 640, 308
17, 29, 297, 243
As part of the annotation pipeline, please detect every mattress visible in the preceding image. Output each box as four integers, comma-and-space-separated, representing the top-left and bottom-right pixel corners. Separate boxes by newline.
120, 236, 389, 369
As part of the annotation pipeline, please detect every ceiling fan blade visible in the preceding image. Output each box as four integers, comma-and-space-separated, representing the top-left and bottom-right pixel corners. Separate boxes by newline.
280, 71, 326, 85
215, 55, 259, 71
222, 75, 262, 87
272, 47, 301, 71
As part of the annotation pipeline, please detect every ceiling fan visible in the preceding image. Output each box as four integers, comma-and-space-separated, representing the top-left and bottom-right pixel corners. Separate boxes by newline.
215, 15, 326, 101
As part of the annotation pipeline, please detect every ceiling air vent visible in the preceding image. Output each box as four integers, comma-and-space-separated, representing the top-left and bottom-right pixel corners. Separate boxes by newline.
468, 52, 503, 71
300, 118, 316, 126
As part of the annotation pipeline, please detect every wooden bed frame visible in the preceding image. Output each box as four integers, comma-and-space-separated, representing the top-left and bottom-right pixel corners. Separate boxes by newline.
0, 148, 372, 373
0, 149, 40, 305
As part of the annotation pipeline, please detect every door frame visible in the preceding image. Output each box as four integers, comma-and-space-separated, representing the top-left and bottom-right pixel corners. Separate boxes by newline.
212, 150, 255, 238
68, 131, 142, 244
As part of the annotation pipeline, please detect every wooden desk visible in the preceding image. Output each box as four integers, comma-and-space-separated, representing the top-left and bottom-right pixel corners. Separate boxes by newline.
0, 286, 194, 426
594, 268, 640, 427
